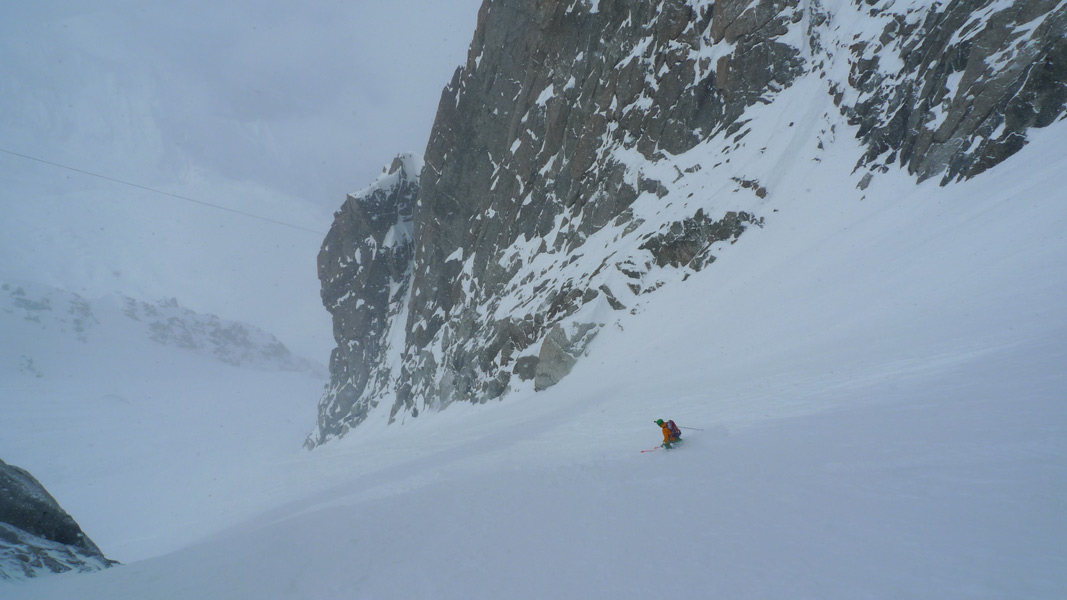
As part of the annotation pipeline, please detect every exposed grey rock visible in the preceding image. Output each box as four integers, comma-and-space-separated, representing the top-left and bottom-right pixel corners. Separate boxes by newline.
827, 0, 1067, 184
513, 355, 540, 383
0, 459, 115, 580
640, 210, 763, 272
534, 322, 600, 391
309, 154, 420, 444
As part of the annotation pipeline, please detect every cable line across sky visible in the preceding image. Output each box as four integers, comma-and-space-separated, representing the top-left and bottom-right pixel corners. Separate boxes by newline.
0, 147, 326, 235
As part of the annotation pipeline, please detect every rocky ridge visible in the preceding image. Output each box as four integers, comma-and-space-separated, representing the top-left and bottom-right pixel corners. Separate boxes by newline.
310, 0, 1066, 444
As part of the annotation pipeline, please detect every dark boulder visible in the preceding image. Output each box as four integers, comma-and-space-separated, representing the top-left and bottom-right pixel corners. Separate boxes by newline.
0, 458, 115, 580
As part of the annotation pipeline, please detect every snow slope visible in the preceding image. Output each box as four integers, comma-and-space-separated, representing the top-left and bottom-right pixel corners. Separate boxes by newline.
4, 102, 1065, 597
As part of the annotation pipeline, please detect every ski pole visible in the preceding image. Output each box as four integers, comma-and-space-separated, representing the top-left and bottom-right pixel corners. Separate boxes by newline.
679, 426, 703, 431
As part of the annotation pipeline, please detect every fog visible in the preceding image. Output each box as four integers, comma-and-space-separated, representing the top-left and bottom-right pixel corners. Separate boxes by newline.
0, 1, 484, 359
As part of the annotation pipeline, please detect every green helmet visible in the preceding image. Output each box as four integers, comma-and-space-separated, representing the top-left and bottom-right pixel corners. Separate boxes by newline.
655, 419, 664, 426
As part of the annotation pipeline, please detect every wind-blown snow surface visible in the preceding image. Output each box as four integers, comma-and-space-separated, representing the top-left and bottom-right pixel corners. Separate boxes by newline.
8, 124, 1067, 598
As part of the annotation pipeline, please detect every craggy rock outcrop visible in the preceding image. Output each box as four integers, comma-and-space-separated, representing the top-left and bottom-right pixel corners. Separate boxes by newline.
310, 0, 1066, 444
314, 154, 420, 441
640, 210, 762, 272
825, 0, 1067, 184
0, 459, 115, 580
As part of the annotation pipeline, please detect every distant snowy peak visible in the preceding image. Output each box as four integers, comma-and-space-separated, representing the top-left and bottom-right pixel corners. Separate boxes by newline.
1, 281, 324, 378
121, 297, 325, 375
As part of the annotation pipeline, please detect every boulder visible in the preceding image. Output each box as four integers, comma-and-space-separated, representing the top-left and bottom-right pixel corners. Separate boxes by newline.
0, 458, 115, 580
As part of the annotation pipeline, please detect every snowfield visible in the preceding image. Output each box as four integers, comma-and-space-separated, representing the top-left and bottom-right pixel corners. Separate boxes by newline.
3, 109, 1065, 598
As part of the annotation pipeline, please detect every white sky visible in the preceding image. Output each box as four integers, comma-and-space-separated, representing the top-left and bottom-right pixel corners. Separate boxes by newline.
0, 1, 484, 208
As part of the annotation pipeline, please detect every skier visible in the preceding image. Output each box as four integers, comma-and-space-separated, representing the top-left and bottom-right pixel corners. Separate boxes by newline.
656, 418, 682, 448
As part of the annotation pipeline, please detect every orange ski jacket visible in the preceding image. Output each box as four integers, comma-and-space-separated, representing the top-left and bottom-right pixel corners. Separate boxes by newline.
661, 423, 679, 443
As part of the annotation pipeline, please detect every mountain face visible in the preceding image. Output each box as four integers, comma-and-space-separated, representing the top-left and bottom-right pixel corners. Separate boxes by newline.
310, 0, 1066, 445
0, 459, 115, 580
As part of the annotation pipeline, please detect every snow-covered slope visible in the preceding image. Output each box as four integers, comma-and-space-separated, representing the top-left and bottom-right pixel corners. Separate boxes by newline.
5, 116, 1065, 598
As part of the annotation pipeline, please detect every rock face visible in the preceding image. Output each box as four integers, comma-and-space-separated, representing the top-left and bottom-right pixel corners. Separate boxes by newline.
314, 154, 421, 441
0, 459, 114, 580
827, 0, 1067, 184
310, 0, 1066, 444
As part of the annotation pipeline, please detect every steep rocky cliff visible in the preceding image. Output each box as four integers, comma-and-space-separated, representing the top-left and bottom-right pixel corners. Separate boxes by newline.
0, 459, 115, 580
310, 0, 1066, 445
315, 154, 420, 439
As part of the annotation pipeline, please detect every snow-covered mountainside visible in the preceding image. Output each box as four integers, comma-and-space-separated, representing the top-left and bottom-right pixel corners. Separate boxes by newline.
0, 459, 115, 581
311, 0, 1067, 444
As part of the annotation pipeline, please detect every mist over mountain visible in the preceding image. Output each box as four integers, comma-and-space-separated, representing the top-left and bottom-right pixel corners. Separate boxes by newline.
0, 2, 484, 362
1, 281, 324, 378
0, 1, 483, 204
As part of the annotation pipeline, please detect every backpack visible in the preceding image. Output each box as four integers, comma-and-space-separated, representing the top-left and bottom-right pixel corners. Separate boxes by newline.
666, 420, 681, 439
